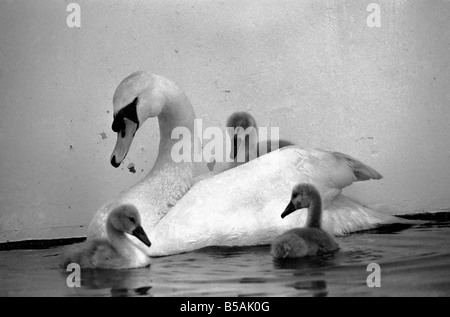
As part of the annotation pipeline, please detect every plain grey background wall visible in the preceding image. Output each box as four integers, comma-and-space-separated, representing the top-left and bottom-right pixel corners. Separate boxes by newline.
0, 0, 449, 242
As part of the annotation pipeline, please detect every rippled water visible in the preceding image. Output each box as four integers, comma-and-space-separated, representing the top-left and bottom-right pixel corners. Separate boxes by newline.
1, 218, 450, 297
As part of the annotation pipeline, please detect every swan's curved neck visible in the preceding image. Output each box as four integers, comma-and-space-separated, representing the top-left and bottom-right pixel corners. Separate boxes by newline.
150, 77, 196, 174
306, 194, 323, 229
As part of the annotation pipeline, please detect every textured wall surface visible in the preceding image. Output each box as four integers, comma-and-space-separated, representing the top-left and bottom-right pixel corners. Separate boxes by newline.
0, 0, 449, 242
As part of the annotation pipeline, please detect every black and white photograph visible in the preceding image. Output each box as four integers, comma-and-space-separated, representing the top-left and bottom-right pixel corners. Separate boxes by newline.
0, 0, 449, 299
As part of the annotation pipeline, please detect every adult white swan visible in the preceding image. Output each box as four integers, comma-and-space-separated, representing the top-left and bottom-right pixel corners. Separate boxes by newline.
89, 71, 409, 258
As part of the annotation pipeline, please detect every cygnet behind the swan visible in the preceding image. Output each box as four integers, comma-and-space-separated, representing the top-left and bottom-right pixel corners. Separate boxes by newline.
226, 111, 293, 166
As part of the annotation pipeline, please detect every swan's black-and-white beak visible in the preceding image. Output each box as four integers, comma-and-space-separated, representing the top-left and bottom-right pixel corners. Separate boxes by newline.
110, 118, 138, 168
131, 226, 151, 247
281, 201, 296, 219
111, 97, 140, 167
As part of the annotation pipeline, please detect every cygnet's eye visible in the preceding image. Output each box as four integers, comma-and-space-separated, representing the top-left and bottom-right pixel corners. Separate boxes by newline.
129, 217, 136, 224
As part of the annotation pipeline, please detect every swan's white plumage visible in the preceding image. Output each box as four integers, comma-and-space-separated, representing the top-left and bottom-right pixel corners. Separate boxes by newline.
88, 162, 193, 239
148, 146, 405, 256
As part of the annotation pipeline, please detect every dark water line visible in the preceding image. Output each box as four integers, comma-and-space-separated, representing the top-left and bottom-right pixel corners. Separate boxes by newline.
0, 237, 86, 251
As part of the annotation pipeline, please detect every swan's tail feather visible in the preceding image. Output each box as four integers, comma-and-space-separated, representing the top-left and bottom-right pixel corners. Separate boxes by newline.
330, 151, 383, 181
323, 195, 416, 236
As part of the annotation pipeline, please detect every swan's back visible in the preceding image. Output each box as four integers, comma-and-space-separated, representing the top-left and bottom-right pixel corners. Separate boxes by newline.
257, 139, 294, 156
149, 145, 396, 256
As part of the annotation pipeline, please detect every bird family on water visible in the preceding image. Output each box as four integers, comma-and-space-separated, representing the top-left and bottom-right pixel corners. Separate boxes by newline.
63, 72, 408, 269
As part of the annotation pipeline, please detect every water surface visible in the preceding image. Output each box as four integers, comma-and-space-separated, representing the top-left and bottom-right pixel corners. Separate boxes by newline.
1, 219, 449, 297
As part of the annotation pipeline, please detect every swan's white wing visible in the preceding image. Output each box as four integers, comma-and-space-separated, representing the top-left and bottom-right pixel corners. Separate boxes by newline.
148, 146, 396, 256
284, 147, 381, 190
277, 147, 382, 207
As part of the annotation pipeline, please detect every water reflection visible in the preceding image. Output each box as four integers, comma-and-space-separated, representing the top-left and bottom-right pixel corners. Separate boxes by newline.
271, 253, 333, 296
356, 223, 414, 235
273, 252, 339, 270
291, 280, 328, 297
68, 267, 153, 297
239, 277, 267, 284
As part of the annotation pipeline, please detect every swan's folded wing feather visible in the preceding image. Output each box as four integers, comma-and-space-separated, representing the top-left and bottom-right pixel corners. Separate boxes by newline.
329, 151, 383, 181
285, 147, 382, 191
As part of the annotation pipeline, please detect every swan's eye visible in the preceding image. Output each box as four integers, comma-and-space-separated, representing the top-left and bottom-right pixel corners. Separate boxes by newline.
112, 117, 125, 133
111, 97, 140, 134
129, 217, 136, 224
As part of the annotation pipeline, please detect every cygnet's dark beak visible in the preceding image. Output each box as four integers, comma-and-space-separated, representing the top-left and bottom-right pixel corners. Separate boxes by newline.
132, 226, 152, 247
230, 134, 241, 159
281, 201, 296, 219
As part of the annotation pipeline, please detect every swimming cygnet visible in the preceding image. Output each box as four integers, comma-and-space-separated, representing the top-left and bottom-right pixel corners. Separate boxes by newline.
62, 204, 152, 269
271, 183, 339, 259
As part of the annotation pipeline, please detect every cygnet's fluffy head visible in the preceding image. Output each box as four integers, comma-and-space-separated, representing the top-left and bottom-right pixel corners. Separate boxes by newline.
226, 112, 258, 161
108, 204, 151, 247
281, 183, 321, 218
226, 112, 257, 131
